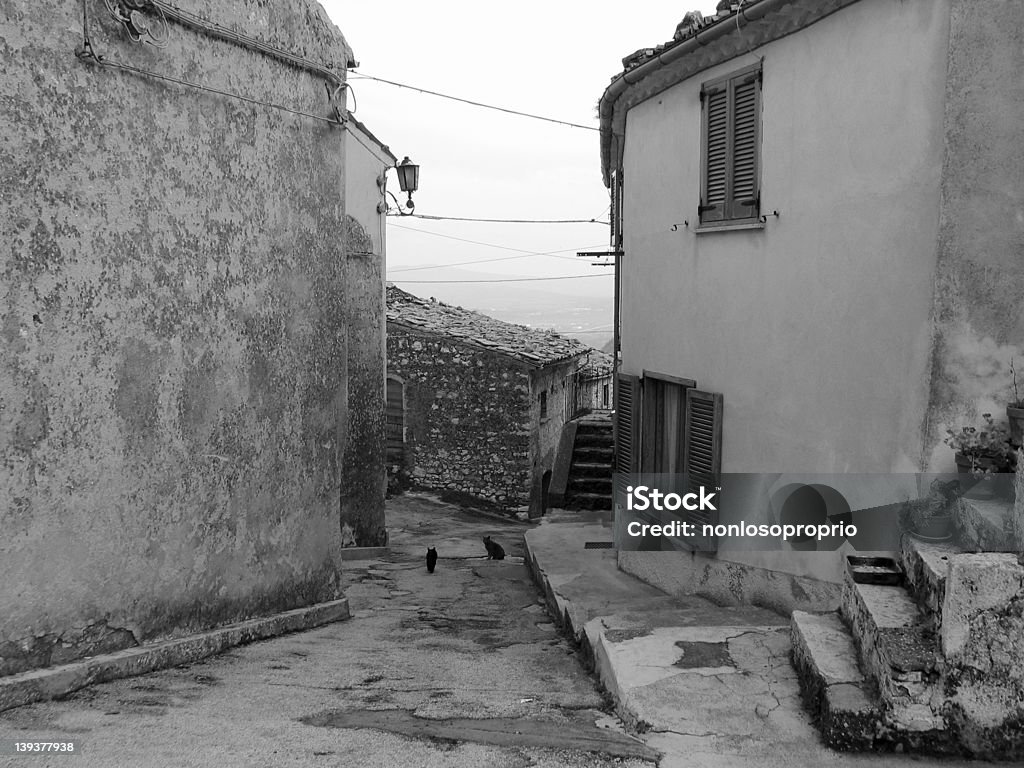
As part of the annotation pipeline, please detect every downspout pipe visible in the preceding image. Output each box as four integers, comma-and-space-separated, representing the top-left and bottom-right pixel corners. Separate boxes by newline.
598, 0, 795, 186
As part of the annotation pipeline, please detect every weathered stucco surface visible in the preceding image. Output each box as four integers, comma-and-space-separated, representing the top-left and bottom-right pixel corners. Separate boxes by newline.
341, 216, 387, 546
0, 0, 367, 674
924, 0, 1024, 469
620, 0, 951, 474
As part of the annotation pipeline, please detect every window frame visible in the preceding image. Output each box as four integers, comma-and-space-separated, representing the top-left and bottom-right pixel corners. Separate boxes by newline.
697, 61, 763, 231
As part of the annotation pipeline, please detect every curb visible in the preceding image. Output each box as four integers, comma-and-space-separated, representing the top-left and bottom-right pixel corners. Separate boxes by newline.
0, 598, 350, 713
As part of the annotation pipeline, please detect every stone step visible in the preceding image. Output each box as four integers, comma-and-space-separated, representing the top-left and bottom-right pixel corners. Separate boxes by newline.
899, 536, 959, 626
570, 461, 611, 479
564, 491, 612, 511
573, 446, 614, 462
574, 432, 613, 448
568, 476, 612, 493
957, 496, 1016, 552
790, 610, 881, 750
839, 571, 945, 735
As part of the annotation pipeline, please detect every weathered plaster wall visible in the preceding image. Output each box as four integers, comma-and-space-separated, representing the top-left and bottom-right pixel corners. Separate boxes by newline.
620, 0, 951, 473
386, 326, 533, 509
341, 218, 386, 546
528, 361, 576, 515
0, 0, 358, 674
924, 0, 1024, 470
339, 122, 392, 545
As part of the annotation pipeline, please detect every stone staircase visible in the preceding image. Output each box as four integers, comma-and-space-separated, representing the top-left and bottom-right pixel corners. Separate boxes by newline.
563, 415, 613, 511
790, 495, 1024, 759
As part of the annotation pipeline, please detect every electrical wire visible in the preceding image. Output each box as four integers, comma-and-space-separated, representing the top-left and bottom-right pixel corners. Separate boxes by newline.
388, 222, 602, 261
150, 0, 346, 87
387, 245, 601, 274
77, 0, 346, 126
391, 274, 613, 284
395, 213, 609, 225
349, 72, 598, 131
79, 53, 344, 125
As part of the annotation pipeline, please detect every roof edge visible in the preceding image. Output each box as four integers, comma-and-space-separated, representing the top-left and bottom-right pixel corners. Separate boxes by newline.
598, 0, 864, 185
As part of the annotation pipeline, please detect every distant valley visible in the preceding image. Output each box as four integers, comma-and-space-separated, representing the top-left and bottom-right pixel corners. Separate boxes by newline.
389, 266, 614, 351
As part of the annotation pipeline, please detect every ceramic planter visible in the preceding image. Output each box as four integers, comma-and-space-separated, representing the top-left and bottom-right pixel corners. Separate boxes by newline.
1007, 405, 1024, 448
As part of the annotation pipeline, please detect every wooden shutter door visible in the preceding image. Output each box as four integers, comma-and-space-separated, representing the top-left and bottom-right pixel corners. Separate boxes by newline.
682, 389, 722, 548
730, 71, 761, 221
614, 373, 641, 474
700, 86, 728, 223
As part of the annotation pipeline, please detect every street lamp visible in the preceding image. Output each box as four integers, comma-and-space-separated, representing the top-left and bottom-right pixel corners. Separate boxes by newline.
377, 156, 420, 215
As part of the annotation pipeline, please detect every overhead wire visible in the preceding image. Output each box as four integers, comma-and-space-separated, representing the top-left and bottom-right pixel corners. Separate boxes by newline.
349, 72, 598, 131
394, 213, 609, 225
391, 274, 612, 284
388, 222, 601, 262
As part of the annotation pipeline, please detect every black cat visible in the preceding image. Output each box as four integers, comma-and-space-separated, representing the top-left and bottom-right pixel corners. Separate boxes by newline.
426, 547, 438, 573
483, 536, 505, 560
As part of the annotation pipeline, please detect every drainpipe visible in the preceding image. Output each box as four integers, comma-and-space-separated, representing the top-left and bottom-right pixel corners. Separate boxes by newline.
598, 0, 796, 186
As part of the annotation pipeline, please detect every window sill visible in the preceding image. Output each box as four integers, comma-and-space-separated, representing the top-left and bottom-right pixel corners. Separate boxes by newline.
694, 220, 765, 234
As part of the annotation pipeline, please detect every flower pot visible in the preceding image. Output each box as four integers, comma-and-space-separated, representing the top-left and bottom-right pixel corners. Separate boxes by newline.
1007, 405, 1024, 448
910, 513, 953, 541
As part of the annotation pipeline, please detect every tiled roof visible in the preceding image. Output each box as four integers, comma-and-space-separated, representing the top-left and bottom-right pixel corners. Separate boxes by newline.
386, 285, 592, 368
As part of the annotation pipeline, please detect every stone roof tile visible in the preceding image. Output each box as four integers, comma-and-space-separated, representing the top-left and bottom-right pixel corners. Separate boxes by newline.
386, 284, 592, 368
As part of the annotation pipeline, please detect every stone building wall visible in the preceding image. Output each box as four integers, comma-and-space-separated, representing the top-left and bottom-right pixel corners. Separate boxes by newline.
1, 0, 367, 674
386, 325, 533, 508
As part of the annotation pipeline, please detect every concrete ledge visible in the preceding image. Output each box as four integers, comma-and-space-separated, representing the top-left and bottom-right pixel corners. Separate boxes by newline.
0, 598, 350, 713
340, 546, 390, 561
549, 420, 579, 508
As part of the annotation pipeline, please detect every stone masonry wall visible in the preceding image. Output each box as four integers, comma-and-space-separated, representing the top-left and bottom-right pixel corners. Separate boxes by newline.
0, 0, 358, 674
387, 325, 532, 509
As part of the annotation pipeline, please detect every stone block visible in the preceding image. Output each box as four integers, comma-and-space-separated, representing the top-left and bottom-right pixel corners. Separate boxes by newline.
942, 553, 1024, 659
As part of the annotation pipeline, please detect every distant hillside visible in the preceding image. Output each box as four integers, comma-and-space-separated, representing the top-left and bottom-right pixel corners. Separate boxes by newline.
389, 267, 613, 349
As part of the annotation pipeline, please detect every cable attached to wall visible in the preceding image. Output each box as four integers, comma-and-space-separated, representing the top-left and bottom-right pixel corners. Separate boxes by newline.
76, 0, 350, 126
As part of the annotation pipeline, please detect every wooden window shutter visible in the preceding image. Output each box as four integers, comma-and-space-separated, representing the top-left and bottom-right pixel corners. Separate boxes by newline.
613, 373, 641, 474
682, 389, 722, 545
730, 72, 760, 221
701, 86, 728, 223
699, 64, 761, 224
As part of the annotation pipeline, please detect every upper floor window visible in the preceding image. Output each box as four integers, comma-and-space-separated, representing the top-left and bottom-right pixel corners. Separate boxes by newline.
699, 62, 762, 227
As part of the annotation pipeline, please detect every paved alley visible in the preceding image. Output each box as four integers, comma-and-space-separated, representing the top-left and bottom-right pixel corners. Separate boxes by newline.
0, 494, 652, 768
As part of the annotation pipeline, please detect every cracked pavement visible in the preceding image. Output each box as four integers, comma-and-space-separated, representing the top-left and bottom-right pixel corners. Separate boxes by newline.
0, 493, 653, 767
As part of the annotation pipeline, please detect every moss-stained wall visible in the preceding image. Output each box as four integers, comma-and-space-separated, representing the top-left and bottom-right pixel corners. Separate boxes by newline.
0, 0, 361, 674
925, 0, 1024, 469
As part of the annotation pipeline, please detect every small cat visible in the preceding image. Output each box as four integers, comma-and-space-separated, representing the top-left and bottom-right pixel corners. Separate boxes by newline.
483, 536, 505, 560
426, 547, 437, 573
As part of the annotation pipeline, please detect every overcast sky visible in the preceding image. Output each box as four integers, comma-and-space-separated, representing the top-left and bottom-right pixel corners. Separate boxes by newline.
319, 1, 722, 301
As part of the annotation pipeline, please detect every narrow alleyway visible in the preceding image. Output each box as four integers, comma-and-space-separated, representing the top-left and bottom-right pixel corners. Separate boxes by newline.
0, 494, 653, 767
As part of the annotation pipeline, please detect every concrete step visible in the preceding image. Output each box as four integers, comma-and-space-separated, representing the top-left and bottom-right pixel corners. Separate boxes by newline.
570, 461, 611, 479
839, 571, 946, 737
790, 611, 881, 750
899, 536, 959, 627
564, 491, 612, 511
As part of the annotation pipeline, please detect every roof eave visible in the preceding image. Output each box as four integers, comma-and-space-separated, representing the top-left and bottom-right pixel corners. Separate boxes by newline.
598, 0, 864, 186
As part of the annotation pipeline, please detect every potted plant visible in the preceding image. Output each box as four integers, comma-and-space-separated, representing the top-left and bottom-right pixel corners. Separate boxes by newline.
1008, 359, 1024, 448
906, 478, 960, 541
944, 413, 1015, 499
